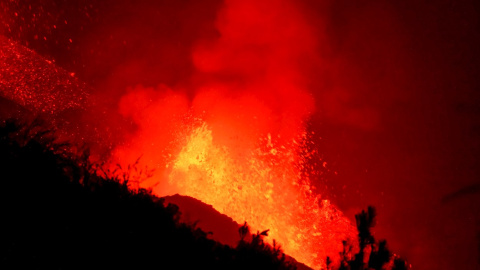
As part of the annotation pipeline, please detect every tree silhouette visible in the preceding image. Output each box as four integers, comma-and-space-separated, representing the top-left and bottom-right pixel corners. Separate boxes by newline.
338, 206, 409, 270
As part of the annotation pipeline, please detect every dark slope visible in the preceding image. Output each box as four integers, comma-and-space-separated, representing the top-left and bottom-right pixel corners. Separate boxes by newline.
0, 121, 296, 270
164, 194, 245, 248
163, 194, 314, 270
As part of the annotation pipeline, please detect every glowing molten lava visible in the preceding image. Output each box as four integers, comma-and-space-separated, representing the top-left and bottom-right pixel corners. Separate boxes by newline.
108, 0, 359, 268
168, 122, 356, 269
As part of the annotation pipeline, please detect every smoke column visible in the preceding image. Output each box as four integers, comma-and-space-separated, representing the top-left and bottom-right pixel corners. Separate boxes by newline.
111, 0, 356, 268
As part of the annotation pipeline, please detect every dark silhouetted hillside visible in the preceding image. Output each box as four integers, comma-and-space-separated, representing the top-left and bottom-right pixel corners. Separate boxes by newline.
0, 119, 296, 270
164, 194, 248, 248
163, 194, 313, 270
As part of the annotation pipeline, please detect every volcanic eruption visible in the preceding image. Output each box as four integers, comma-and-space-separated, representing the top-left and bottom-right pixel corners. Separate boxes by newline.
4, 0, 480, 269
107, 1, 358, 268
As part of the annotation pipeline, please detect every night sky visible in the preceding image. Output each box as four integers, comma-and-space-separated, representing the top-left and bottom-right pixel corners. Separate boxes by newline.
310, 2, 480, 269
1, 1, 479, 269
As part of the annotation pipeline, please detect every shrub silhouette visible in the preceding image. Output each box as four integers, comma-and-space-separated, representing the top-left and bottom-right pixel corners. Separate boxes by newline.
236, 223, 295, 270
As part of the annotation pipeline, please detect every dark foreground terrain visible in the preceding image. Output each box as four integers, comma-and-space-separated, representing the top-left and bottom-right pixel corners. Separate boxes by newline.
0, 120, 407, 270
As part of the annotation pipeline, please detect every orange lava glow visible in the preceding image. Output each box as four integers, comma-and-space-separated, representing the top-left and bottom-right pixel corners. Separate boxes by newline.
168, 121, 357, 269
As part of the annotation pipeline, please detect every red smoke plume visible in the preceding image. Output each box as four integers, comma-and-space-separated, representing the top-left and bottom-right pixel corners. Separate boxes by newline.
111, 1, 356, 268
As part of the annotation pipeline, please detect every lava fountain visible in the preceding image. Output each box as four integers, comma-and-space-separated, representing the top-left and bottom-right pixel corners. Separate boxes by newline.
169, 121, 356, 269
111, 0, 358, 269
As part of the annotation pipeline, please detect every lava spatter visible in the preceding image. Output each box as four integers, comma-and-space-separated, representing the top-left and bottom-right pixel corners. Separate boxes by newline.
0, 36, 88, 115
168, 122, 357, 269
